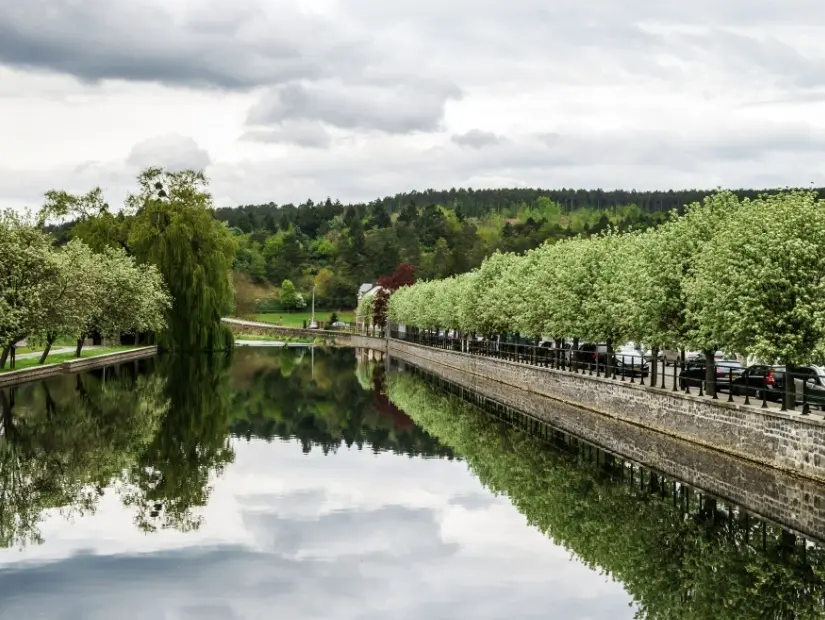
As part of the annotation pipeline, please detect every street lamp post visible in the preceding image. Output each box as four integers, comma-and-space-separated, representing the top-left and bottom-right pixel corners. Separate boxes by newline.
309, 285, 317, 329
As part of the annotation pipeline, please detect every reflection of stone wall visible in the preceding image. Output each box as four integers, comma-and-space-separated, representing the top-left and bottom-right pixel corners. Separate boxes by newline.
387, 339, 825, 484
394, 355, 825, 541
226, 322, 352, 344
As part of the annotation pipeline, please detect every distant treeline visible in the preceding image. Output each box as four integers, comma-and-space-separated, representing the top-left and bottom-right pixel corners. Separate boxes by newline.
214, 186, 825, 232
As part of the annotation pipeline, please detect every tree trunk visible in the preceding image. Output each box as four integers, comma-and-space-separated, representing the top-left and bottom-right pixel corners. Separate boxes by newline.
0, 334, 26, 369
606, 340, 614, 375
572, 337, 580, 371
76, 337, 85, 358
9, 346, 15, 370
703, 349, 716, 396
38, 338, 54, 365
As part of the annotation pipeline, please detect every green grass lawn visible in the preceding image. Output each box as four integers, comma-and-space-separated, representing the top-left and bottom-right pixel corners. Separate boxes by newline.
0, 346, 139, 373
251, 310, 355, 329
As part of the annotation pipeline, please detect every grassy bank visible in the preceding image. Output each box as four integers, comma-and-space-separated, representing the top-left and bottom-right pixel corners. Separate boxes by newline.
0, 346, 140, 373
251, 311, 355, 329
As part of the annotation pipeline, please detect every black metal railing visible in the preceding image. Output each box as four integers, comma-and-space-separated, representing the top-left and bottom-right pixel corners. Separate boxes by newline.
383, 329, 824, 415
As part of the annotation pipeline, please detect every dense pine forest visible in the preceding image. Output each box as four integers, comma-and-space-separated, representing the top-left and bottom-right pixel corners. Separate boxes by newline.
216, 186, 825, 313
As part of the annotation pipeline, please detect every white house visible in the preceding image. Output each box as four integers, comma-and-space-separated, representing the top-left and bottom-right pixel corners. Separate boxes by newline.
356, 283, 383, 329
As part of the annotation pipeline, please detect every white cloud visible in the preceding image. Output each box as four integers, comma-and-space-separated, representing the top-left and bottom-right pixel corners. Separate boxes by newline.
1, 0, 825, 210
0, 437, 634, 619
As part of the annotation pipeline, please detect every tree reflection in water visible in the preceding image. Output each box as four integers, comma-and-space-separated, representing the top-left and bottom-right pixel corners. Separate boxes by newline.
0, 362, 167, 548
120, 353, 235, 533
387, 369, 825, 620
0, 353, 235, 546
0, 348, 454, 550
228, 347, 453, 458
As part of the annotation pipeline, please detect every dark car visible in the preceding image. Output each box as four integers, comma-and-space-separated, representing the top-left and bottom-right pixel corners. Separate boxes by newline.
792, 365, 825, 408
679, 360, 744, 390
730, 365, 784, 401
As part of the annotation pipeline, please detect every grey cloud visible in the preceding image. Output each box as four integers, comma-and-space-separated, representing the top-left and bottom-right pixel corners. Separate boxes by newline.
126, 135, 212, 171
0, 542, 631, 620
0, 0, 367, 90
246, 80, 461, 134
241, 121, 332, 149
4, 120, 825, 213
206, 121, 825, 205
452, 130, 504, 149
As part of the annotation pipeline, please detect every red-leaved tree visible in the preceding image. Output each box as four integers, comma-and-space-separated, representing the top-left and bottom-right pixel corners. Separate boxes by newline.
377, 262, 416, 292
372, 263, 416, 328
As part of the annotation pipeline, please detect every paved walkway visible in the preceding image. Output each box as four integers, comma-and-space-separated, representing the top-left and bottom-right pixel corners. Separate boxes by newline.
14, 346, 100, 360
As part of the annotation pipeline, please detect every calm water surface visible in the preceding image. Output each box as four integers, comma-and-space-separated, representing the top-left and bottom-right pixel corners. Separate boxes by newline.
0, 347, 823, 619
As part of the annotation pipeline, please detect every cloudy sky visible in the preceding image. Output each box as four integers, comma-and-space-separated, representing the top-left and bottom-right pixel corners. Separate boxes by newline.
2, 0, 825, 211
0, 438, 632, 619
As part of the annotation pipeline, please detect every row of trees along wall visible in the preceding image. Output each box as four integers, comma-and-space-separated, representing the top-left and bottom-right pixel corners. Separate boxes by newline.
1, 167, 238, 368
388, 190, 825, 399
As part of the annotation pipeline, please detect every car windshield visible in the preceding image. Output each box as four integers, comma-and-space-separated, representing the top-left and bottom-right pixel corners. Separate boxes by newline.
717, 361, 742, 368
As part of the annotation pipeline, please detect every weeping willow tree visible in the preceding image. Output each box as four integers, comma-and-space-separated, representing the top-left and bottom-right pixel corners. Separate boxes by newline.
127, 168, 237, 352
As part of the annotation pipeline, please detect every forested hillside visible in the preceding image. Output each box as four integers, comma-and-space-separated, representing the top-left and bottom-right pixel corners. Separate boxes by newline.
219, 186, 823, 312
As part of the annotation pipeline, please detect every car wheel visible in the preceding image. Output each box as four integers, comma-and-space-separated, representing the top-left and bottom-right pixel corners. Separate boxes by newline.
755, 389, 762, 400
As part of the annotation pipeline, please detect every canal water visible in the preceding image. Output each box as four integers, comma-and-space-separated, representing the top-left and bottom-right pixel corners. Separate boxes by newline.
1, 347, 824, 619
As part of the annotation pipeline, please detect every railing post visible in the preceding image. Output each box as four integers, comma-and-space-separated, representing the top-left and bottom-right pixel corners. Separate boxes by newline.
621, 356, 626, 381
672, 360, 678, 391
802, 374, 811, 415
727, 368, 734, 403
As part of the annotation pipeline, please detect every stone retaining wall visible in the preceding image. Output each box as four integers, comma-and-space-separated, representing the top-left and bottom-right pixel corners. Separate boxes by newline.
0, 346, 158, 388
224, 321, 353, 344
396, 358, 825, 540
388, 339, 825, 483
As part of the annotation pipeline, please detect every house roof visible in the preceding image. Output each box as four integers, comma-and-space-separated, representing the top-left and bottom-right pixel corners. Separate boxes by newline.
358, 282, 374, 295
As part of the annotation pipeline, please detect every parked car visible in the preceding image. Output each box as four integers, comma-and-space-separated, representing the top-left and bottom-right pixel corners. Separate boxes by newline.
679, 360, 744, 390
661, 349, 680, 365
576, 342, 609, 366
791, 365, 825, 408
613, 343, 650, 377
685, 350, 727, 363
729, 365, 780, 400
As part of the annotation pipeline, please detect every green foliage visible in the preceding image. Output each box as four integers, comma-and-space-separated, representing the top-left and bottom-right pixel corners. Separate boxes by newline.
687, 191, 825, 365
279, 279, 306, 311
0, 210, 62, 352
389, 190, 825, 364
127, 168, 237, 352
0, 211, 169, 367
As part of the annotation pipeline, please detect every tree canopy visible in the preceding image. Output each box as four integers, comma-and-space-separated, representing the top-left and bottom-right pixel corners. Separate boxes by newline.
389, 190, 825, 366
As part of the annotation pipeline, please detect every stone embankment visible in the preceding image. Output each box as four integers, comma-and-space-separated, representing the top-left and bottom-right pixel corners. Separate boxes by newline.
372, 338, 825, 484
0, 346, 158, 388
222, 317, 384, 350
